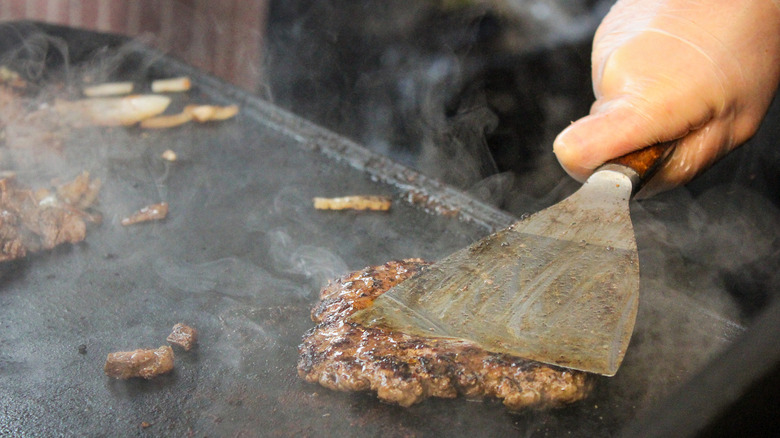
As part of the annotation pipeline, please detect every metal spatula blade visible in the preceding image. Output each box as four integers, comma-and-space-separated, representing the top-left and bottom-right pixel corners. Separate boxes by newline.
350, 141, 675, 376
349, 167, 639, 376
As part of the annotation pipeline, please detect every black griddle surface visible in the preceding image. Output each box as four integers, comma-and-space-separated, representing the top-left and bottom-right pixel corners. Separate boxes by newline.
0, 22, 761, 437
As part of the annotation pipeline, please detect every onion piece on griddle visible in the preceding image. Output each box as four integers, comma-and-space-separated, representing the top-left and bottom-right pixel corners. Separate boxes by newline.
83, 81, 134, 97
57, 94, 171, 126
139, 111, 194, 129
151, 76, 191, 93
185, 104, 239, 122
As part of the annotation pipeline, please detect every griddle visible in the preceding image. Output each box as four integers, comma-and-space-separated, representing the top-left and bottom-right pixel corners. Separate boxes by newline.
0, 22, 776, 437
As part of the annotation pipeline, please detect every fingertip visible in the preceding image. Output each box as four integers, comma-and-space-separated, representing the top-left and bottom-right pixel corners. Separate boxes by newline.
553, 111, 624, 182
554, 98, 693, 184
553, 123, 591, 182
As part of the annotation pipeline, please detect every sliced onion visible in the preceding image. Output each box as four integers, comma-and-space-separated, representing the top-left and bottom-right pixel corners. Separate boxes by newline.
184, 104, 239, 122
140, 111, 193, 129
83, 81, 134, 97
151, 76, 191, 93
313, 196, 392, 211
59, 94, 172, 126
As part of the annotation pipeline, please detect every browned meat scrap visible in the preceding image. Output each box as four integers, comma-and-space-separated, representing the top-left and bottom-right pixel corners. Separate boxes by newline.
0, 85, 68, 151
121, 202, 168, 226
312, 195, 392, 211
298, 259, 592, 410
0, 173, 101, 262
104, 346, 175, 379
167, 323, 198, 351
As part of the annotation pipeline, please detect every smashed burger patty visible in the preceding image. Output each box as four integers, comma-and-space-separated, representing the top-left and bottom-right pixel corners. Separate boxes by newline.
297, 259, 591, 410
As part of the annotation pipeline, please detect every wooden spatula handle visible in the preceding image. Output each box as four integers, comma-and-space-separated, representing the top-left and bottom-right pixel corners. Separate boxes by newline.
604, 140, 677, 184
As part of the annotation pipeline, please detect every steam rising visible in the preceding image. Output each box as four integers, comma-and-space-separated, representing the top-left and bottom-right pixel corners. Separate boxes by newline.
267, 228, 349, 291
263, 0, 780, 434
2, 5, 778, 436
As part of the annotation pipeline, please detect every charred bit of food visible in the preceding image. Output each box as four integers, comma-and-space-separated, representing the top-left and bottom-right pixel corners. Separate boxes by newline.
104, 346, 174, 379
121, 202, 169, 226
298, 259, 592, 410
313, 196, 392, 211
167, 323, 198, 351
0, 173, 101, 262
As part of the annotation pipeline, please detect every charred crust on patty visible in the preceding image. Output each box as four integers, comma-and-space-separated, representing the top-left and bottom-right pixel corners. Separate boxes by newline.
297, 259, 592, 410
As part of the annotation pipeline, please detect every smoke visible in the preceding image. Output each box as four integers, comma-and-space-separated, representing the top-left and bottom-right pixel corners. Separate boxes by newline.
261, 1, 780, 434
154, 257, 271, 297
2, 5, 776, 435
266, 228, 348, 290
264, 0, 604, 216
248, 185, 350, 293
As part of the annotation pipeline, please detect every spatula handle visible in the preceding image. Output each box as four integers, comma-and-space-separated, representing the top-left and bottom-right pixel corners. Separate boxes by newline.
601, 140, 677, 193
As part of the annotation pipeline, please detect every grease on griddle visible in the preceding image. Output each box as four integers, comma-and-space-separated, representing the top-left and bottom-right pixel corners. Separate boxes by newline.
404, 189, 461, 217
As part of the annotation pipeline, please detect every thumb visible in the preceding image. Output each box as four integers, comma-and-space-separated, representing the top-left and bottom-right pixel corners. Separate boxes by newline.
552, 96, 697, 183
553, 88, 709, 182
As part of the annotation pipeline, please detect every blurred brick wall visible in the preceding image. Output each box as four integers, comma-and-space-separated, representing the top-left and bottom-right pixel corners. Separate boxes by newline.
0, 0, 268, 91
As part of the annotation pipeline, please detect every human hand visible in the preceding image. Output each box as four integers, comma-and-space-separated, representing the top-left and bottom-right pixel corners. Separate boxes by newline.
553, 0, 780, 196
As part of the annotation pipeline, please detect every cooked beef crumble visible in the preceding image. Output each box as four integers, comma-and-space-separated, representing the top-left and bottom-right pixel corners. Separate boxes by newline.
167, 323, 198, 351
0, 173, 100, 262
104, 346, 175, 380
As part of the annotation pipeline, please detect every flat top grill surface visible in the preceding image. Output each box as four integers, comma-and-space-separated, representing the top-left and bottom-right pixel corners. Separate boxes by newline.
0, 22, 765, 437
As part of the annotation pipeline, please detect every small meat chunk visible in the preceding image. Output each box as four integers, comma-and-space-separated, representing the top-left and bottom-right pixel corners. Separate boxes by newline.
104, 346, 174, 379
298, 259, 592, 411
167, 323, 198, 351
121, 202, 168, 226
55, 171, 101, 209
0, 173, 100, 262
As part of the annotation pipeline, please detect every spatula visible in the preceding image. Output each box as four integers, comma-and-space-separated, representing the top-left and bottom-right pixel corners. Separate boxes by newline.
349, 142, 675, 376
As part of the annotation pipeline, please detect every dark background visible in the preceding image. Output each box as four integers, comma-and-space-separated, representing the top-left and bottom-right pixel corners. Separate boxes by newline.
261, 2, 780, 436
